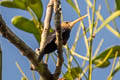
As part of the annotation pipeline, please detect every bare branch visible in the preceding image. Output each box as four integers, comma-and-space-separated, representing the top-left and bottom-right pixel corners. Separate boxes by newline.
0, 14, 54, 80
39, 0, 54, 57
53, 0, 64, 79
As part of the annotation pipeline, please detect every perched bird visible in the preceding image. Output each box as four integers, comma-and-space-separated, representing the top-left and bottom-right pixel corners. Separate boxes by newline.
38, 14, 88, 62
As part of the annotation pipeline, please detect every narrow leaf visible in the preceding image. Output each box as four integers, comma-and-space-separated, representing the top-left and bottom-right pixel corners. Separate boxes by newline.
16, 62, 28, 80
115, 0, 120, 11
107, 52, 118, 79
96, 11, 120, 38
96, 11, 120, 33
94, 46, 120, 60
93, 45, 120, 68
85, 0, 92, 7
66, 0, 80, 15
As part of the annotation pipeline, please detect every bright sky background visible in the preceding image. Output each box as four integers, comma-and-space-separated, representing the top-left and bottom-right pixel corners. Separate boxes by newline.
0, 0, 120, 80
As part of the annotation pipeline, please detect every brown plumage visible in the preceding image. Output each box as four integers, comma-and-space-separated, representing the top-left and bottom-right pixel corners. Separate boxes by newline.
38, 14, 88, 62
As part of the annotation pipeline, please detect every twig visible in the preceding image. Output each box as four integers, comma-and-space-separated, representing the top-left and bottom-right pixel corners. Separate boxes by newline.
105, 0, 119, 32
107, 52, 118, 80
0, 14, 54, 80
39, 0, 54, 57
16, 62, 28, 79
53, 0, 64, 79
88, 0, 96, 79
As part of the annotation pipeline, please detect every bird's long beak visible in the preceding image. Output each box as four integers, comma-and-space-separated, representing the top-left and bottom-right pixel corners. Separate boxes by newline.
69, 14, 88, 29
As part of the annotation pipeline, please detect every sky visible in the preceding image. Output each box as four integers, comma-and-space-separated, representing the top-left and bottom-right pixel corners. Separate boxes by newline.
0, 0, 120, 80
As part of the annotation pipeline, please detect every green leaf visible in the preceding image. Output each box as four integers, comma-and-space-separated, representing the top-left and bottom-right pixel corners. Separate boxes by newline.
0, 0, 27, 10
94, 46, 120, 60
0, 1, 19, 9
115, 0, 120, 10
64, 72, 73, 80
12, 16, 41, 42
93, 59, 110, 68
13, 0, 28, 10
12, 16, 38, 34
64, 67, 82, 80
0, 0, 43, 20
93, 45, 120, 68
28, 0, 43, 20
66, 0, 80, 15
33, 34, 40, 43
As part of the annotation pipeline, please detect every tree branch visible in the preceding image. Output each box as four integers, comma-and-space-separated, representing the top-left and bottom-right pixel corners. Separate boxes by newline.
0, 0, 63, 79
53, 0, 64, 79
39, 0, 54, 57
0, 14, 54, 80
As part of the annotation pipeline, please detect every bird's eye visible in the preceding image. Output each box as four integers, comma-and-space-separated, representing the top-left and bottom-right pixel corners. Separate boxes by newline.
65, 22, 69, 24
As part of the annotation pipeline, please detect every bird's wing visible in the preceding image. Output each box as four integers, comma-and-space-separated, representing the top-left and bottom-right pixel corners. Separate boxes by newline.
46, 30, 56, 44
45, 29, 65, 45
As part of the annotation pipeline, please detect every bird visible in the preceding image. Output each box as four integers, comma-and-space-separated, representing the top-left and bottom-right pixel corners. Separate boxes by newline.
38, 14, 88, 62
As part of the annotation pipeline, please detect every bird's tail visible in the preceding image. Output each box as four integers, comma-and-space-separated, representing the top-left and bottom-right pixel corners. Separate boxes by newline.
38, 52, 45, 62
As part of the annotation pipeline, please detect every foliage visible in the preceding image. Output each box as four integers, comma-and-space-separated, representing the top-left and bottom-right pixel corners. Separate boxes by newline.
0, 0, 120, 80
12, 16, 41, 42
0, 0, 43, 42
64, 67, 82, 80
115, 0, 120, 11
